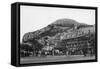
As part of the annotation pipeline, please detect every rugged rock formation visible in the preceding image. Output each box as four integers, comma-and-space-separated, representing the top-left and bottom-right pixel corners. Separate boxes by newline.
22, 18, 95, 44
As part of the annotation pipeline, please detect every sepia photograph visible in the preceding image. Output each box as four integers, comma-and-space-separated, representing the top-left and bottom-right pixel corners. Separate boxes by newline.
19, 5, 96, 64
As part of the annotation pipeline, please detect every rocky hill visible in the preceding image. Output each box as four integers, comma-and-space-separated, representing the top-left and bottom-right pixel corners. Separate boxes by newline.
22, 18, 95, 44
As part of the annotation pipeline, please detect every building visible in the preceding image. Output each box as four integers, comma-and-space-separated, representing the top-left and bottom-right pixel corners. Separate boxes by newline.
60, 33, 95, 56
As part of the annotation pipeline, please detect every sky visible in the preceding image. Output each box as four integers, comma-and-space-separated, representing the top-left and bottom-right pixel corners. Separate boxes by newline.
20, 5, 95, 42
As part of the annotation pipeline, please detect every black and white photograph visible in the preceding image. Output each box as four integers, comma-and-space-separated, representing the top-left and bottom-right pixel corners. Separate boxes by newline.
11, 2, 97, 67
20, 4, 96, 64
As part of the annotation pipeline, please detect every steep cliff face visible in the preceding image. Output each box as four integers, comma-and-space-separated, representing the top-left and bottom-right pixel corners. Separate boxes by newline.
22, 18, 95, 43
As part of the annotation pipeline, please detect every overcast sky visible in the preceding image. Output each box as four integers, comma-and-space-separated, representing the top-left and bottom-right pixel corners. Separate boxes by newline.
20, 5, 95, 42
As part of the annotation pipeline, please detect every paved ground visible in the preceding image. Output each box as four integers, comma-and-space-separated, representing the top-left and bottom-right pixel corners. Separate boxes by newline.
20, 55, 95, 64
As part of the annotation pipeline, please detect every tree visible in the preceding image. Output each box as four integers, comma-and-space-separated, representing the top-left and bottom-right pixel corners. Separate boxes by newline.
20, 43, 33, 57
24, 39, 43, 56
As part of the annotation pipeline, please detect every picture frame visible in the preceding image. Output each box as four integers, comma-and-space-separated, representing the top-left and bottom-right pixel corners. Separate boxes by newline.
11, 2, 98, 67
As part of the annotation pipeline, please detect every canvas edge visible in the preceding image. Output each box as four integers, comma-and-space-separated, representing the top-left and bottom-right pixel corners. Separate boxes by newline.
11, 3, 20, 67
